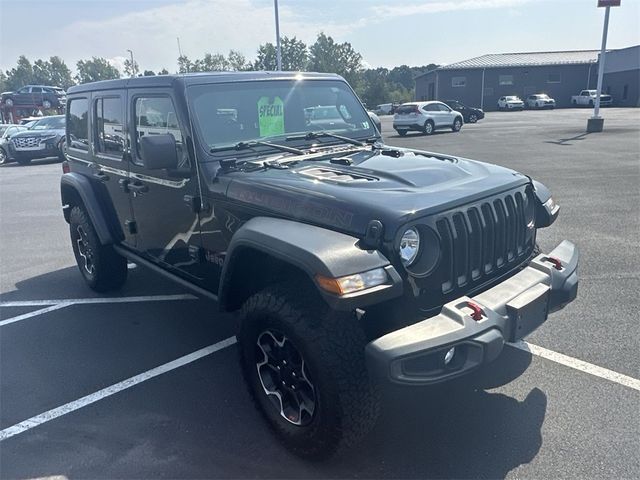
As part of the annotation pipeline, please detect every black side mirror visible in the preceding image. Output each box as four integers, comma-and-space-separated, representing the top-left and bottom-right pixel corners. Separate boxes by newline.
139, 134, 178, 170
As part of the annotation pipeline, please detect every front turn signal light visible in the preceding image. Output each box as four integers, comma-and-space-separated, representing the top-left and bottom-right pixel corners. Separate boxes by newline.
316, 268, 388, 295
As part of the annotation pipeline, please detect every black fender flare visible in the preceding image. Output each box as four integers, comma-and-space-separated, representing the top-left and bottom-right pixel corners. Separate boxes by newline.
60, 173, 117, 245
218, 217, 403, 311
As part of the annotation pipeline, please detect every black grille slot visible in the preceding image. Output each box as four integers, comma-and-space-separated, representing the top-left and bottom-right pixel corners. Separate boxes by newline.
434, 188, 534, 296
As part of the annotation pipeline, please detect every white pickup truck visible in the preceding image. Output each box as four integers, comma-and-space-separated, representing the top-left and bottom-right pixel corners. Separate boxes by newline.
571, 90, 613, 107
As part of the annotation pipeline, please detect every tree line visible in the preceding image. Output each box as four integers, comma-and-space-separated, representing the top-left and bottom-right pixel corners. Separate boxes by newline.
0, 33, 437, 107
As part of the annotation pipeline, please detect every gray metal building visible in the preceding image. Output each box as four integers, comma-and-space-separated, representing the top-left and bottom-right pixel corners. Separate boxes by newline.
415, 48, 639, 111
601, 45, 640, 107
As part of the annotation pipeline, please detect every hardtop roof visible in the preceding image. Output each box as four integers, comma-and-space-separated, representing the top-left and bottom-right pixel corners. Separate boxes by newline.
68, 71, 344, 94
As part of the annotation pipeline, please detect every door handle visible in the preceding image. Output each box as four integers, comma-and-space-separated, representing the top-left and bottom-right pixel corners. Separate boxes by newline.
128, 181, 148, 195
92, 171, 110, 182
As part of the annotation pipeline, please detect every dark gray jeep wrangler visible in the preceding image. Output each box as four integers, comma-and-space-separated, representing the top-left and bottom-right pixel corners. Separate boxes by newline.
61, 72, 578, 459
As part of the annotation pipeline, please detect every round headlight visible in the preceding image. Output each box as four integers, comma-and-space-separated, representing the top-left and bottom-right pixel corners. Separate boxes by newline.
399, 227, 420, 266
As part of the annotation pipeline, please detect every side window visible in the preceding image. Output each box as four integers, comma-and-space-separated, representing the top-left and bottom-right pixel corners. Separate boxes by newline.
67, 98, 89, 151
423, 104, 438, 112
437, 103, 451, 112
18, 87, 29, 94
94, 97, 124, 158
31, 87, 42, 93
134, 96, 188, 168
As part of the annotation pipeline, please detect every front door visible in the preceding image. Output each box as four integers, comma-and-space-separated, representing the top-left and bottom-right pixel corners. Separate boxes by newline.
127, 90, 204, 281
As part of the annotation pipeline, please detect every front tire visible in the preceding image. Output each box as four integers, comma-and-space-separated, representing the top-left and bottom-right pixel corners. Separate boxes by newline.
69, 206, 127, 292
238, 284, 379, 459
468, 113, 478, 123
0, 148, 8, 165
397, 130, 407, 137
4, 98, 13, 107
42, 100, 52, 109
451, 117, 462, 132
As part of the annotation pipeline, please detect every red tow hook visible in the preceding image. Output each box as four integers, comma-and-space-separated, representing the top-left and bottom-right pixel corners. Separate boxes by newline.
545, 256, 563, 270
467, 301, 485, 321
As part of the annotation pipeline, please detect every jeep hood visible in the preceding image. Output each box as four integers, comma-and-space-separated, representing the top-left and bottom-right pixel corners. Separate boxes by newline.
222, 146, 530, 240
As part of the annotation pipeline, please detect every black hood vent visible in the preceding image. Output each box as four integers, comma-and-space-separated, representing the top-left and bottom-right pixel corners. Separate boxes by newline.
299, 167, 378, 184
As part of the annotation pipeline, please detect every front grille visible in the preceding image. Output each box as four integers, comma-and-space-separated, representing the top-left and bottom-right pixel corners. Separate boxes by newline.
435, 187, 535, 295
12, 137, 40, 149
406, 186, 536, 312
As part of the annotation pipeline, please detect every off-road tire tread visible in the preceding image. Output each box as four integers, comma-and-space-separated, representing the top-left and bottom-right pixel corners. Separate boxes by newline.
238, 283, 379, 459
69, 206, 127, 292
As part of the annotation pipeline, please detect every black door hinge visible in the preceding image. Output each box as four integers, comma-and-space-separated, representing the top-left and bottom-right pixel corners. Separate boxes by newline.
125, 220, 137, 235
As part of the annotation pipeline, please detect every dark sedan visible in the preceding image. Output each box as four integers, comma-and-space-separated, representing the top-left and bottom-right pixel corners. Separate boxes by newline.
8, 115, 66, 165
442, 100, 485, 123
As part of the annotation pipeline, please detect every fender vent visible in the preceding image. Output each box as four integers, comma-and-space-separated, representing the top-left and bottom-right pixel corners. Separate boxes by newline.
299, 167, 378, 183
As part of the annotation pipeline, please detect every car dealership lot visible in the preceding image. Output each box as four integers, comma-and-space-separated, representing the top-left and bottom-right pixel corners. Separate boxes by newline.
1, 108, 639, 478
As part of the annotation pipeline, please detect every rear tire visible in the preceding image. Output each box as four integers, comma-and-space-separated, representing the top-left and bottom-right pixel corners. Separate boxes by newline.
238, 283, 379, 459
69, 206, 127, 292
4, 98, 13, 107
423, 120, 434, 135
42, 100, 52, 109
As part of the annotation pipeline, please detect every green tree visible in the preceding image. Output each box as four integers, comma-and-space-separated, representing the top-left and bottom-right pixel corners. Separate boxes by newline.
178, 55, 193, 73
158, 68, 170, 75
75, 57, 120, 84
0, 71, 7, 92
253, 36, 308, 71
227, 50, 249, 71
124, 58, 140, 77
194, 53, 229, 72
31, 56, 74, 88
143, 70, 155, 76
5, 56, 34, 90
308, 33, 362, 85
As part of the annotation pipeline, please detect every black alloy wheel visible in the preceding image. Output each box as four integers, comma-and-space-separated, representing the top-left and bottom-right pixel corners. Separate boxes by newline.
255, 330, 316, 426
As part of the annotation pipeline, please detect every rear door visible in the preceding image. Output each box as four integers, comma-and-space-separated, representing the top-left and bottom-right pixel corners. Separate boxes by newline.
30, 87, 43, 106
127, 90, 205, 281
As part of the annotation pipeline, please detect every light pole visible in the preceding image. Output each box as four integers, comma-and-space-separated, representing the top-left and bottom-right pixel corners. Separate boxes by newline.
126, 49, 135, 77
274, 0, 282, 70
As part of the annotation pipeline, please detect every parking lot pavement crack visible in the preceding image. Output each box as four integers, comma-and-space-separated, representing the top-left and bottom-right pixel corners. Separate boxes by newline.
509, 341, 640, 392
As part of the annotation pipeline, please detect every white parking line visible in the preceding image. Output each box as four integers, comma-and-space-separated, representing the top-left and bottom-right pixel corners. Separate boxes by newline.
510, 340, 640, 392
0, 303, 73, 327
0, 336, 237, 441
0, 294, 197, 308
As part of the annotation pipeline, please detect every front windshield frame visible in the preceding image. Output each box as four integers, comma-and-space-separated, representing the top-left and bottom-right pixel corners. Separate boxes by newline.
30, 116, 65, 130
187, 78, 377, 160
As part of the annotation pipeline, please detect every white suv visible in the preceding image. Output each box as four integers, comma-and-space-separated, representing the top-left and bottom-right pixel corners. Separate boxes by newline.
393, 101, 463, 136
497, 96, 524, 111
525, 94, 556, 109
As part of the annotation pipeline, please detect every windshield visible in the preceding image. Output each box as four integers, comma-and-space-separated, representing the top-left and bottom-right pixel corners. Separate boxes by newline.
189, 79, 374, 154
31, 116, 65, 130
506, 96, 519, 101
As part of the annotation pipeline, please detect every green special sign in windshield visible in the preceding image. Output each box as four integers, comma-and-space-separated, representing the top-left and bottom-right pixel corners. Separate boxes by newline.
258, 96, 285, 137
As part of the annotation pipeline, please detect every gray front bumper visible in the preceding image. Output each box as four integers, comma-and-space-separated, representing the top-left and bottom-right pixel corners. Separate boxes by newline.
366, 240, 579, 385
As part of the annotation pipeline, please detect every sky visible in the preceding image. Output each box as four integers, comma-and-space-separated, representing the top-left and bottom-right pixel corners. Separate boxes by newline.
0, 0, 639, 74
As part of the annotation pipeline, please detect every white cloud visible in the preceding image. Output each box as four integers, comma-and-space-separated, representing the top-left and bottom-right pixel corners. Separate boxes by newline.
371, 0, 531, 18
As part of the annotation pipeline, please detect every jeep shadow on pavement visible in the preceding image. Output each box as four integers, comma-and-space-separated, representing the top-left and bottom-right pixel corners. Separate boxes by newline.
60, 72, 579, 459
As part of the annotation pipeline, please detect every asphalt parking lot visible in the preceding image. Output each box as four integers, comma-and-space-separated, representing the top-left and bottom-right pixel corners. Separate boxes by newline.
1, 107, 639, 479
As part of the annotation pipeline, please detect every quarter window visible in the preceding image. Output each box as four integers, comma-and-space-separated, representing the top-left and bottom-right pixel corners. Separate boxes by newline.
451, 76, 466, 88
95, 97, 125, 157
134, 96, 188, 168
67, 98, 89, 151
499, 75, 514, 86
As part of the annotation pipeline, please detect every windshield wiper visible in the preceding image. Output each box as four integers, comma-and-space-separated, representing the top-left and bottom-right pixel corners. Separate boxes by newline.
286, 131, 365, 147
210, 140, 304, 155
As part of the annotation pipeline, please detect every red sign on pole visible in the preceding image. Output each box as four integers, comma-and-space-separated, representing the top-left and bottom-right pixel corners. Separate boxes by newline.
598, 0, 621, 7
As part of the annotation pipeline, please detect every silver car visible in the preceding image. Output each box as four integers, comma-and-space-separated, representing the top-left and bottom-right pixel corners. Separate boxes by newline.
393, 101, 463, 136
